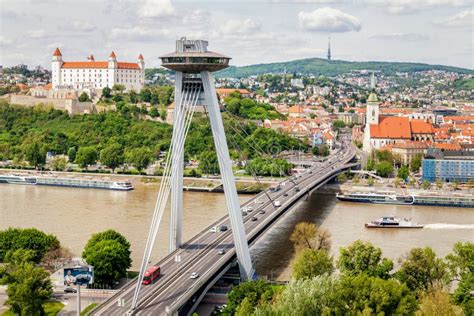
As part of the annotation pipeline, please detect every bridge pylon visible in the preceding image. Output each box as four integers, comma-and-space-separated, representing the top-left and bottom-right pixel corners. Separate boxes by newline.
131, 38, 254, 310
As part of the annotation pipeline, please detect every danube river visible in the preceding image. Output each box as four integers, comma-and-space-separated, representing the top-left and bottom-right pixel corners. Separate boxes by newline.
1, 181, 473, 279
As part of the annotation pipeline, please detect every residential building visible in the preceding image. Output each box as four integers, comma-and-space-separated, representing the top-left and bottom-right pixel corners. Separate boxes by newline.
392, 141, 428, 165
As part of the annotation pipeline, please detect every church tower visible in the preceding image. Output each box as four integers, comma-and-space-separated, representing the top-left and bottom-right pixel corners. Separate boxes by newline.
138, 54, 145, 70
366, 92, 379, 125
51, 48, 63, 88
363, 92, 379, 152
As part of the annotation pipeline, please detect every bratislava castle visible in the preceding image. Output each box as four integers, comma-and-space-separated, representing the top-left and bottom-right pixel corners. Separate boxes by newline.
51, 48, 145, 91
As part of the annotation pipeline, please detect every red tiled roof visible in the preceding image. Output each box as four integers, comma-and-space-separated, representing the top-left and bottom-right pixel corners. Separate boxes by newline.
62, 61, 108, 69
434, 143, 462, 151
370, 116, 411, 139
410, 119, 434, 134
61, 61, 140, 69
117, 62, 140, 70
53, 48, 62, 56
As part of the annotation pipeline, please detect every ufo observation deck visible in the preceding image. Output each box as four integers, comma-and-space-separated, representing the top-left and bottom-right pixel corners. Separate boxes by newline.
160, 38, 230, 73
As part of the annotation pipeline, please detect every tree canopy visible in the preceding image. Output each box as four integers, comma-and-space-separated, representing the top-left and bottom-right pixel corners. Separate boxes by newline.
0, 227, 60, 263
337, 240, 394, 279
82, 230, 131, 286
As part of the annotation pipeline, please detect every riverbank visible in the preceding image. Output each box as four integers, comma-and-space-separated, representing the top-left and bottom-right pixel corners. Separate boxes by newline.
0, 169, 278, 194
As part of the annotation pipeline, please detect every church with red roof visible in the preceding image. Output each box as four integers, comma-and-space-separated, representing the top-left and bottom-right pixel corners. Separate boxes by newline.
51, 48, 145, 91
363, 93, 435, 152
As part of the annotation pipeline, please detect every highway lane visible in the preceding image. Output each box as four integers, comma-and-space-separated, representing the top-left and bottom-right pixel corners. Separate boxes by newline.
92, 142, 356, 315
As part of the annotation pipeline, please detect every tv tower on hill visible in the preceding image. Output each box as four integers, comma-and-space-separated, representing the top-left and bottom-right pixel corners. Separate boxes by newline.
327, 37, 331, 61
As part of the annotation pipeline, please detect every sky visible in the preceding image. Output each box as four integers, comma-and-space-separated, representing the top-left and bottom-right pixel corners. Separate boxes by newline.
0, 0, 472, 70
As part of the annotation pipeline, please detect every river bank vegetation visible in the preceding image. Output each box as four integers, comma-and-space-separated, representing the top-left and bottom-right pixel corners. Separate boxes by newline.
0, 100, 304, 177
225, 222, 473, 315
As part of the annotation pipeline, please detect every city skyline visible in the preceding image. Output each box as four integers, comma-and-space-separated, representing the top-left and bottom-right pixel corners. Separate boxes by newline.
0, 0, 472, 70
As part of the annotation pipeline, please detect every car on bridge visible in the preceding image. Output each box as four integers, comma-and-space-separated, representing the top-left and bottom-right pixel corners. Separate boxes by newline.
190, 272, 199, 279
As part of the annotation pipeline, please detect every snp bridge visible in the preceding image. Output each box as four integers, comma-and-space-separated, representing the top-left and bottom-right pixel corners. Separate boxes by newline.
91, 142, 357, 316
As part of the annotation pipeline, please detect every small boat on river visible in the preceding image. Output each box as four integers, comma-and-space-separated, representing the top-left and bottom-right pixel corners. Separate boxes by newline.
365, 216, 424, 229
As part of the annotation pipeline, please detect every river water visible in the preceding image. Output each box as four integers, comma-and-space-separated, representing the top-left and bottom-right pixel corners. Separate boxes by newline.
1, 181, 473, 279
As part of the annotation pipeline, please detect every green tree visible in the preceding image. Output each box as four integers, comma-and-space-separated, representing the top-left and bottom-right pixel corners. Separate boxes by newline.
292, 249, 334, 280
50, 156, 67, 171
67, 147, 77, 162
338, 240, 393, 279
311, 146, 320, 156
235, 297, 254, 316
417, 288, 463, 316
332, 274, 418, 315
112, 84, 125, 94
23, 141, 46, 169
75, 146, 97, 170
375, 161, 393, 177
411, 153, 423, 172
100, 143, 124, 173
0, 249, 53, 316
149, 106, 159, 118
159, 105, 167, 121
225, 280, 275, 315
367, 176, 375, 186
0, 227, 60, 263
254, 276, 337, 315
289, 222, 331, 251
101, 87, 112, 99
421, 179, 431, 190
128, 90, 139, 104
396, 247, 448, 293
332, 120, 346, 130
435, 178, 443, 189
125, 147, 153, 172
397, 166, 409, 180
82, 230, 131, 286
446, 242, 474, 314
78, 92, 91, 102
198, 151, 219, 175
320, 145, 330, 156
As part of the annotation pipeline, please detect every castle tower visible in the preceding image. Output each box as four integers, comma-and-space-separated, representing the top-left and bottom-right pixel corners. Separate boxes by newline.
327, 37, 331, 61
138, 54, 145, 70
107, 51, 117, 88
51, 48, 63, 88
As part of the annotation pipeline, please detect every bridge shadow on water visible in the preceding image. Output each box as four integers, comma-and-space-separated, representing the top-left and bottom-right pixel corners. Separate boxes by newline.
250, 192, 337, 279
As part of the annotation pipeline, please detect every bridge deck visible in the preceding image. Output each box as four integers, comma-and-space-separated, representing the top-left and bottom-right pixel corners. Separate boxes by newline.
91, 142, 356, 316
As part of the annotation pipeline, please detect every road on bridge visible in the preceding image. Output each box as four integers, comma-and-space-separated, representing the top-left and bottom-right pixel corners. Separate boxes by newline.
91, 140, 356, 316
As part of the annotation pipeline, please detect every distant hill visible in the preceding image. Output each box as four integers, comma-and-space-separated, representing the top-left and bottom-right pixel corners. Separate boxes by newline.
216, 58, 474, 78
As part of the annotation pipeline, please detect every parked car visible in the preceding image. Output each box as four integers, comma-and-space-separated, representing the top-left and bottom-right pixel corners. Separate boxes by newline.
64, 287, 77, 293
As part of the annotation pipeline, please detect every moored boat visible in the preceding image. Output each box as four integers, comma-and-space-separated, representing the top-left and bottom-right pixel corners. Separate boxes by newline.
365, 216, 424, 229
0, 174, 37, 185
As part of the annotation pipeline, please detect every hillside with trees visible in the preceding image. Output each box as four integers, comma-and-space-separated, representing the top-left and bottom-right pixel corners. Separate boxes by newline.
216, 57, 474, 78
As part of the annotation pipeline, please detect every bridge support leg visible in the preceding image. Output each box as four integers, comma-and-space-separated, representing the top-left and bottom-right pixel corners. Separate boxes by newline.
201, 71, 254, 280
170, 71, 184, 253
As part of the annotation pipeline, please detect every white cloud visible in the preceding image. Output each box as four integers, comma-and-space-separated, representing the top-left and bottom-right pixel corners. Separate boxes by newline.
72, 20, 96, 32
220, 18, 261, 35
109, 26, 171, 41
0, 36, 14, 47
433, 9, 473, 27
298, 7, 361, 33
139, 0, 175, 18
365, 0, 472, 14
370, 33, 429, 41
27, 29, 50, 39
